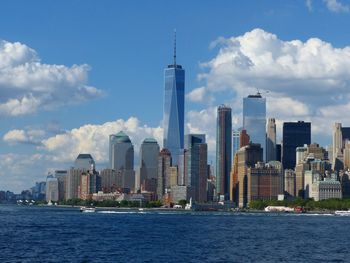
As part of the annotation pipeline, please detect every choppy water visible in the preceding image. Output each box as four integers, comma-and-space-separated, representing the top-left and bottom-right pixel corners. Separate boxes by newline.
0, 205, 349, 262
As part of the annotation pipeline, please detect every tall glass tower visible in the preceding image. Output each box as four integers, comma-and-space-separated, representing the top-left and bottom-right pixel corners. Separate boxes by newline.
163, 31, 185, 165
216, 105, 232, 200
243, 93, 266, 161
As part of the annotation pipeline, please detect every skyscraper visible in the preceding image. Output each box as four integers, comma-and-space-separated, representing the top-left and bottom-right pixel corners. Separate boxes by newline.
109, 131, 135, 190
243, 93, 266, 160
282, 121, 311, 170
74, 154, 95, 170
216, 105, 232, 200
162, 32, 185, 165
139, 138, 160, 192
157, 148, 172, 200
266, 118, 276, 162
185, 134, 208, 203
232, 130, 240, 157
333, 123, 342, 166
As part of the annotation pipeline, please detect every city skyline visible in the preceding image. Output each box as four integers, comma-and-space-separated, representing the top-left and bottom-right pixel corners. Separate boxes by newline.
2, 1, 350, 191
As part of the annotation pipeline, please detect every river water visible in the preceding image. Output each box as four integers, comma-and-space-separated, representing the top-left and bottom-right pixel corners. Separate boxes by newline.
0, 205, 348, 262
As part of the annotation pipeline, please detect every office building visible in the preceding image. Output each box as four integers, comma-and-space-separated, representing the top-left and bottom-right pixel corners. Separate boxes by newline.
282, 121, 311, 169
266, 118, 276, 162
232, 130, 240, 157
243, 93, 266, 160
311, 178, 342, 201
139, 138, 160, 192
46, 175, 58, 202
185, 134, 208, 203
54, 170, 67, 201
74, 154, 95, 170
216, 105, 232, 200
239, 129, 250, 148
100, 168, 122, 193
236, 143, 263, 207
109, 131, 135, 190
162, 33, 185, 165
157, 148, 172, 200
284, 169, 296, 197
248, 161, 283, 202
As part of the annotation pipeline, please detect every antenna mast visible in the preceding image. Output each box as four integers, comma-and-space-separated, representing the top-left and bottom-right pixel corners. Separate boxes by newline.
173, 29, 176, 66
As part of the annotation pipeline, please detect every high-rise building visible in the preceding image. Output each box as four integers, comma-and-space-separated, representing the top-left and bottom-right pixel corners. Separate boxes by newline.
282, 121, 311, 169
239, 129, 250, 148
46, 175, 58, 202
333, 123, 342, 165
248, 161, 283, 202
232, 130, 240, 157
185, 134, 208, 203
236, 143, 263, 207
157, 149, 172, 200
139, 138, 160, 193
109, 131, 135, 190
284, 169, 296, 197
266, 118, 276, 162
54, 170, 67, 201
216, 105, 232, 200
74, 154, 95, 170
162, 33, 185, 165
243, 93, 266, 160
296, 146, 307, 165
100, 169, 122, 193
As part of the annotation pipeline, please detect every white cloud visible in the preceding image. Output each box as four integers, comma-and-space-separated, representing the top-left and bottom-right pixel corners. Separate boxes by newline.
186, 86, 208, 103
0, 40, 102, 117
306, 0, 313, 11
41, 117, 163, 163
3, 128, 45, 145
324, 0, 349, 12
196, 28, 350, 144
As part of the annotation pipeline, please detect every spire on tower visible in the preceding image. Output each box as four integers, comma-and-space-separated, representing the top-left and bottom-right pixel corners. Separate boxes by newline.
173, 29, 176, 66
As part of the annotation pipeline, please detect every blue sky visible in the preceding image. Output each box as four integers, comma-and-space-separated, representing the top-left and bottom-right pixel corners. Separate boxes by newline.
1, 0, 350, 192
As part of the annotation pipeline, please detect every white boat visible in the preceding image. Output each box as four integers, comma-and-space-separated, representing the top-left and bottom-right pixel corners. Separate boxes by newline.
80, 207, 96, 213
334, 210, 350, 216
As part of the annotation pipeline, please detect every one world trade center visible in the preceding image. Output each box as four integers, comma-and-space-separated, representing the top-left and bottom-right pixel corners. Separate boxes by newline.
162, 31, 184, 165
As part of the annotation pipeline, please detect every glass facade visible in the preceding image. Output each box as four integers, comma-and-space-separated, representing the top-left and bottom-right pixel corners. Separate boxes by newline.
282, 121, 311, 169
232, 130, 240, 158
163, 64, 185, 165
216, 106, 232, 200
243, 93, 266, 161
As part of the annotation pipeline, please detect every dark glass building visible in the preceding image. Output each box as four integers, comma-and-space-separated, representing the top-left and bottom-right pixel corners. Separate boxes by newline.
216, 105, 232, 200
282, 121, 311, 169
162, 34, 184, 165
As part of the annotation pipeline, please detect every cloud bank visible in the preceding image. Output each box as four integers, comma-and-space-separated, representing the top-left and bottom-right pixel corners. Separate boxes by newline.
0, 40, 102, 117
188, 28, 350, 144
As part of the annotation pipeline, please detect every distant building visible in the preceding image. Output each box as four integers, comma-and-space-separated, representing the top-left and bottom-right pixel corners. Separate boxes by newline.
266, 118, 276, 162
239, 129, 250, 148
243, 93, 266, 161
66, 168, 84, 200
185, 134, 208, 203
236, 143, 263, 207
284, 169, 296, 197
74, 154, 95, 170
282, 121, 311, 169
311, 178, 342, 201
232, 130, 240, 157
216, 105, 232, 200
46, 175, 58, 202
139, 138, 159, 193
333, 123, 342, 167
109, 131, 135, 190
162, 36, 185, 165
171, 185, 189, 203
157, 149, 172, 200
100, 169, 122, 193
248, 161, 283, 203
54, 170, 67, 201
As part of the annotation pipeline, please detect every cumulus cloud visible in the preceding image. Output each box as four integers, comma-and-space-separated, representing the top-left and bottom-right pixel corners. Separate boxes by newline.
195, 28, 350, 144
3, 128, 46, 145
324, 0, 349, 12
0, 40, 102, 117
306, 0, 313, 11
41, 117, 162, 163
